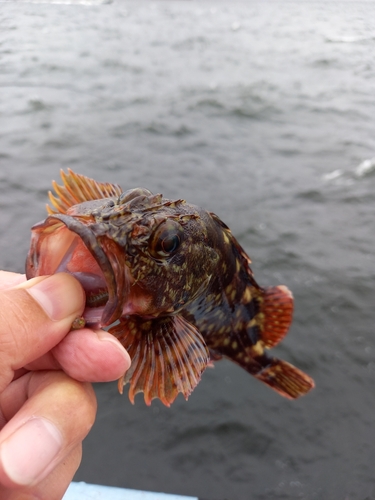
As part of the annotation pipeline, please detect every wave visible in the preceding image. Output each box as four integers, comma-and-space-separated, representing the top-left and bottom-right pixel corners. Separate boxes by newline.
322, 169, 343, 182
322, 157, 375, 185
325, 34, 375, 44
354, 157, 375, 178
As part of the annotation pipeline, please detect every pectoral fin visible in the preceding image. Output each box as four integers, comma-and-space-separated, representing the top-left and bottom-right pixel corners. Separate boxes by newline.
109, 315, 210, 407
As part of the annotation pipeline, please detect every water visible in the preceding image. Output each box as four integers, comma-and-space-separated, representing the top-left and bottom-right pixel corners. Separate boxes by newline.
1, 1, 375, 498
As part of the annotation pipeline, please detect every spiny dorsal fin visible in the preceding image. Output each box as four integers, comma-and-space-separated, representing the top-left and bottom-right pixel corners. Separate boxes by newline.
109, 315, 210, 407
211, 212, 294, 349
47, 169, 123, 215
210, 211, 253, 269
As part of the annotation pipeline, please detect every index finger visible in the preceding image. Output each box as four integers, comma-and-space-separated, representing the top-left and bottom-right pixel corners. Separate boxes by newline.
0, 274, 85, 392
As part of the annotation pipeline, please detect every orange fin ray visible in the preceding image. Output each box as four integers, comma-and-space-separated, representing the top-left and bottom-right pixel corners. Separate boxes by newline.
109, 315, 210, 407
47, 169, 123, 215
255, 358, 315, 399
260, 285, 294, 348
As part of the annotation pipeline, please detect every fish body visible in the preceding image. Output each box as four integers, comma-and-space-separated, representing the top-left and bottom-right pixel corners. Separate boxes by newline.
26, 170, 314, 406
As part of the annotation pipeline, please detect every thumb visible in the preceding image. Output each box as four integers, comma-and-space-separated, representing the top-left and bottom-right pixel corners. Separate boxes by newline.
0, 273, 85, 391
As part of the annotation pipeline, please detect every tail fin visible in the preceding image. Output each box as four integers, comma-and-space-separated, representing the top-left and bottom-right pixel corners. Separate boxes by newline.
255, 357, 315, 399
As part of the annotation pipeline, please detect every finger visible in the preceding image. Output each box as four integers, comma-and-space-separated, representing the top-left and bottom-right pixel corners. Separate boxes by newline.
53, 329, 131, 381
25, 329, 131, 382
0, 274, 85, 391
0, 371, 96, 489
0, 445, 82, 500
0, 272, 26, 292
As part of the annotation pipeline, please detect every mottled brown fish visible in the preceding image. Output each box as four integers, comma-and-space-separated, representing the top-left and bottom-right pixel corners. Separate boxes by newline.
26, 170, 314, 406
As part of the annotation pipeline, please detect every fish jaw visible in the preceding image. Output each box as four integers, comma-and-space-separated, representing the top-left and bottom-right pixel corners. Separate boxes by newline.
26, 213, 166, 327
26, 214, 125, 328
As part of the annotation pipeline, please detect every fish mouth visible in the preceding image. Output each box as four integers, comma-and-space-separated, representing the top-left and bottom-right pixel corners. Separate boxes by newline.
26, 214, 125, 328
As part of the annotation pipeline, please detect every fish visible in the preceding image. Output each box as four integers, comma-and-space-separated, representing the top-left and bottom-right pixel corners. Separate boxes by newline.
26, 169, 315, 406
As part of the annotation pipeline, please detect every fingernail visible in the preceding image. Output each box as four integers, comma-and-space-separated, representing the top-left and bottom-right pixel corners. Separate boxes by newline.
0, 418, 63, 486
26, 274, 84, 321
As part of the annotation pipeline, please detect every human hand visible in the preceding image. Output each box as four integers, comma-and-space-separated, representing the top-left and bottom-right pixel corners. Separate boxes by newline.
0, 271, 131, 500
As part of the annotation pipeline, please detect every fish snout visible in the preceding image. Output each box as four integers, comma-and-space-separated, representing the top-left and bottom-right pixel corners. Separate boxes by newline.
26, 214, 124, 328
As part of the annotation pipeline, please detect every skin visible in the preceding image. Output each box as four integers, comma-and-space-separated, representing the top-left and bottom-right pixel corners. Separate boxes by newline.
0, 271, 131, 500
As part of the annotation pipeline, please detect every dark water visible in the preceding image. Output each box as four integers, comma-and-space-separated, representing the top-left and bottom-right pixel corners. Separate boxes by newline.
1, 1, 375, 498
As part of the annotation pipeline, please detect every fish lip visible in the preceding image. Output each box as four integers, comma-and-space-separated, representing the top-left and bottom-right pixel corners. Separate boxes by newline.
41, 214, 122, 326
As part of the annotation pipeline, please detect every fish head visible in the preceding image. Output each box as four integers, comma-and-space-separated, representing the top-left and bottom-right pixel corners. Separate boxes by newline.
105, 190, 220, 318
26, 172, 219, 328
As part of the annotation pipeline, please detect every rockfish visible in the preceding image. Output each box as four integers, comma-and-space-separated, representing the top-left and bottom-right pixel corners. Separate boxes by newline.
26, 170, 314, 406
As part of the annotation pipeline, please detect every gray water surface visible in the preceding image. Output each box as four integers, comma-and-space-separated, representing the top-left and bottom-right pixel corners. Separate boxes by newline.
1, 1, 375, 499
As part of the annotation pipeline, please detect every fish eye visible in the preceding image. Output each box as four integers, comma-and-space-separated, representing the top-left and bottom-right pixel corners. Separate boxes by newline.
149, 220, 184, 259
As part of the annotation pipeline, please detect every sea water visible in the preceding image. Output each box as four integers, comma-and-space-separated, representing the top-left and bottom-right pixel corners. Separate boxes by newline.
1, 1, 375, 498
